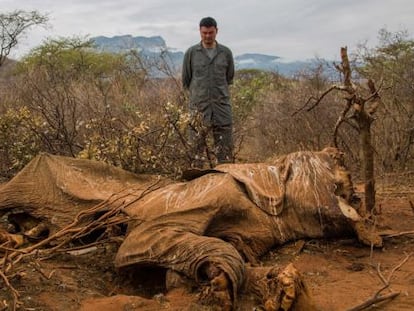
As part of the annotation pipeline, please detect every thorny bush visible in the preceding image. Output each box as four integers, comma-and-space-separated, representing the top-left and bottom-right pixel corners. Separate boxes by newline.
0, 30, 413, 179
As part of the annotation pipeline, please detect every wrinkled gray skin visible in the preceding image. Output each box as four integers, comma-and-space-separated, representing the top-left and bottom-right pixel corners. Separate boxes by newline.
115, 149, 379, 310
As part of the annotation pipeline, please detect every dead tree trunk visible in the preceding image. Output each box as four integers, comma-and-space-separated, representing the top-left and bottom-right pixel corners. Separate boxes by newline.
356, 109, 376, 213
336, 47, 381, 213
298, 47, 381, 213
336, 47, 381, 212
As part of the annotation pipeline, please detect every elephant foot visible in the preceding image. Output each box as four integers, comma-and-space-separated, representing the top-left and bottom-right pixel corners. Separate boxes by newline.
263, 263, 299, 311
243, 263, 318, 311
197, 264, 233, 311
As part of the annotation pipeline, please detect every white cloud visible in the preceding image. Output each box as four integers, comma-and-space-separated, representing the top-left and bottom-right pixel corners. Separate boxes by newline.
2, 0, 414, 60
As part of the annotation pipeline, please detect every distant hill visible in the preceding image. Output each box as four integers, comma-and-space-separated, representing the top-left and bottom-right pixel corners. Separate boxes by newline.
235, 53, 279, 71
233, 53, 321, 76
91, 35, 322, 77
93, 35, 168, 53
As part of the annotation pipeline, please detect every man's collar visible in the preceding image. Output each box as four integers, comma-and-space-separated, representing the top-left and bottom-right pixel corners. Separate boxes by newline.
197, 41, 220, 50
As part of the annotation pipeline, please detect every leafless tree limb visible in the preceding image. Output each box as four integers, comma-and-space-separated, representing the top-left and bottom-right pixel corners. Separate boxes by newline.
0, 10, 49, 66
345, 292, 400, 311
292, 85, 341, 116
345, 253, 412, 311
0, 269, 21, 311
0, 179, 167, 309
383, 230, 414, 239
333, 99, 352, 147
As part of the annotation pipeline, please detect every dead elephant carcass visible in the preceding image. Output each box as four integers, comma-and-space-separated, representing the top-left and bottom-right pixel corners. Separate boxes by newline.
0, 153, 161, 242
115, 148, 381, 310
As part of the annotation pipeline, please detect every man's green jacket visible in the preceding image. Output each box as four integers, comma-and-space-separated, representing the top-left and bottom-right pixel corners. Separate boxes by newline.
182, 42, 235, 126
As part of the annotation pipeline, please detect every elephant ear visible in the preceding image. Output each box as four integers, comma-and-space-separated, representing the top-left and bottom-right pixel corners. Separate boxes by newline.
214, 163, 289, 216
181, 168, 219, 181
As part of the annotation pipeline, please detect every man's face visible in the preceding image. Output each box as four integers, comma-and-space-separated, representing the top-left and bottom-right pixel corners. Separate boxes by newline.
200, 26, 217, 47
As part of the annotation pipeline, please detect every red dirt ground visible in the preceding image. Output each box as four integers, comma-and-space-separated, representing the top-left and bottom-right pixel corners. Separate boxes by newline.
1, 178, 413, 311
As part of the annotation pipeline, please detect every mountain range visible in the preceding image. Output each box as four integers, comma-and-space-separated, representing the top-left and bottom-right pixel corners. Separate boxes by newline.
92, 35, 320, 77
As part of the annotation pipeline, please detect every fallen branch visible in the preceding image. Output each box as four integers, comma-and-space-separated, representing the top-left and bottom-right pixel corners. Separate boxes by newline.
0, 269, 21, 311
383, 231, 414, 239
345, 253, 412, 311
1, 179, 163, 268
30, 260, 54, 280
386, 252, 412, 282
66, 246, 98, 256
345, 292, 400, 311
0, 179, 165, 310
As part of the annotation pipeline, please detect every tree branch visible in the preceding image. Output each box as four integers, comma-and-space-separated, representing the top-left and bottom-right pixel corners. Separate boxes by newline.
292, 85, 345, 116
345, 253, 412, 311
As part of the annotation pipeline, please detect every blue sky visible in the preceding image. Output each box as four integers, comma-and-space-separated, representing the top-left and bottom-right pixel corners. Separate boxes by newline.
2, 0, 414, 60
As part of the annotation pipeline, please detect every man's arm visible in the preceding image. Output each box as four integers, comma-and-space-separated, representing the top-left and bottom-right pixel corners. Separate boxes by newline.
182, 49, 192, 89
226, 50, 235, 85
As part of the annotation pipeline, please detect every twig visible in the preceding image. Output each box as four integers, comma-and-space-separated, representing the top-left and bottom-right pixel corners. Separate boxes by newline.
31, 260, 54, 280
387, 252, 412, 282
383, 231, 414, 239
375, 264, 386, 285
1, 248, 9, 273
0, 192, 126, 267
0, 245, 28, 254
66, 246, 97, 256
0, 269, 21, 311
345, 253, 412, 311
1, 179, 162, 270
0, 179, 164, 310
292, 85, 342, 116
333, 100, 352, 147
345, 292, 400, 311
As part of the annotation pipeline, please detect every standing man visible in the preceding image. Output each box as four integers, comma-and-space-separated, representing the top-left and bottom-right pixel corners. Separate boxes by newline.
182, 17, 235, 167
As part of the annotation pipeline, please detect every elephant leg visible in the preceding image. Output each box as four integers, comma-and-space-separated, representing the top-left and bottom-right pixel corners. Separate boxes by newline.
165, 265, 233, 311
197, 262, 233, 311
242, 263, 319, 311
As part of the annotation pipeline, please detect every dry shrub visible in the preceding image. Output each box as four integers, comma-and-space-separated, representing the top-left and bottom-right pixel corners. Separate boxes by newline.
0, 38, 194, 178
0, 106, 43, 177
1, 31, 412, 180
241, 67, 345, 162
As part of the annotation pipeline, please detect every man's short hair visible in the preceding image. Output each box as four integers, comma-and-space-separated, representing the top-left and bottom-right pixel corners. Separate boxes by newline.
199, 17, 217, 28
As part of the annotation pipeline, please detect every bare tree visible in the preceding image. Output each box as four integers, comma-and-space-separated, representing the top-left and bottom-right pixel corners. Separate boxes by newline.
298, 47, 381, 213
0, 10, 49, 66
